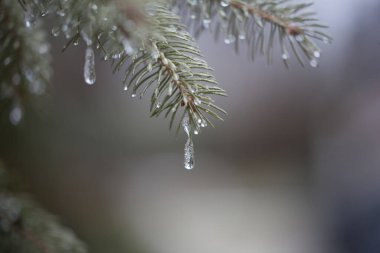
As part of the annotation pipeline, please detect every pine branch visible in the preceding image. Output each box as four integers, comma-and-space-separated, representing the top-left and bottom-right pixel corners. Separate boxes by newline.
0, 0, 51, 125
174, 0, 332, 67
0, 166, 87, 253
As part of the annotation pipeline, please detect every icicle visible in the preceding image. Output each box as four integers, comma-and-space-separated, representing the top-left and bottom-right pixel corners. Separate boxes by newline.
184, 137, 194, 170
84, 46, 96, 85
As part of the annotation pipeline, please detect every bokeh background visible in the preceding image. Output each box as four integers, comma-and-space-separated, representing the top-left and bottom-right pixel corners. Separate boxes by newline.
2, 0, 380, 252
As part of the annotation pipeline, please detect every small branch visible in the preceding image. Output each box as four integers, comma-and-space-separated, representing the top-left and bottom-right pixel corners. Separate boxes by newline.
230, 0, 303, 35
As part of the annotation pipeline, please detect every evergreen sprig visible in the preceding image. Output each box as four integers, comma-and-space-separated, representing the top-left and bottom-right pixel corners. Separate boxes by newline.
175, 0, 331, 67
0, 0, 51, 125
0, 0, 330, 169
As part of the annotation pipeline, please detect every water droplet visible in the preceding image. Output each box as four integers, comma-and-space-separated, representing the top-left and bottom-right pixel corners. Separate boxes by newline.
9, 106, 23, 125
238, 33, 246, 40
151, 49, 159, 60
224, 35, 235, 44
84, 46, 96, 85
313, 51, 321, 58
91, 4, 98, 11
156, 103, 161, 109
310, 59, 318, 68
123, 86, 128, 91
147, 63, 152, 72
194, 97, 201, 105
194, 130, 199, 135
56, 9, 66, 17
220, 0, 230, 7
201, 121, 207, 128
131, 93, 137, 98
190, 14, 197, 20
203, 19, 211, 29
282, 53, 289, 60
184, 137, 194, 170
51, 26, 61, 37
24, 8, 36, 28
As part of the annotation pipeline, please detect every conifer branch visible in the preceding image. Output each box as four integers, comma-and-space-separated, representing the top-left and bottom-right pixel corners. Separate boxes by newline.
175, 0, 332, 67
0, 0, 51, 125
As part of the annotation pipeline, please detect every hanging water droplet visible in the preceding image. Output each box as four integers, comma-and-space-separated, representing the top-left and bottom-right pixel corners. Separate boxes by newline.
201, 120, 207, 128
51, 26, 61, 37
238, 32, 246, 40
84, 46, 96, 85
310, 59, 318, 68
123, 85, 128, 91
24, 9, 36, 28
131, 93, 137, 98
313, 51, 321, 58
182, 113, 190, 136
281, 53, 289, 60
194, 97, 201, 105
9, 106, 23, 125
194, 130, 199, 135
151, 49, 159, 60
220, 0, 230, 7
56, 9, 66, 17
156, 103, 161, 109
202, 19, 211, 29
184, 137, 194, 170
224, 34, 235, 44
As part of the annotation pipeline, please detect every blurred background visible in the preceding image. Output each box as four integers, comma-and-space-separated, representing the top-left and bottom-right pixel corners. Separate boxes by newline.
2, 0, 380, 252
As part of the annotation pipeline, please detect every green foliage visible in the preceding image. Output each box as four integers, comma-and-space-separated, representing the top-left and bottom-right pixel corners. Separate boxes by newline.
0, 0, 51, 126
0, 0, 330, 168
0, 166, 87, 253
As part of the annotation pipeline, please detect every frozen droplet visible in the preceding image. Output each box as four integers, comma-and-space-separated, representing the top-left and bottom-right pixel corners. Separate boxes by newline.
238, 33, 246, 40
220, 0, 230, 7
9, 106, 23, 125
182, 113, 190, 136
224, 35, 235, 44
184, 137, 194, 170
56, 9, 66, 17
84, 46, 96, 85
131, 93, 137, 98
24, 9, 36, 28
51, 26, 61, 37
313, 51, 321, 58
203, 19, 211, 29
151, 49, 159, 60
38, 44, 49, 54
310, 59, 318, 68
